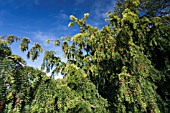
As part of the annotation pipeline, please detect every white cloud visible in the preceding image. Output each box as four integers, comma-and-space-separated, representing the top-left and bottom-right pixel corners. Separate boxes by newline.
32, 31, 57, 46
88, 0, 116, 28
51, 12, 70, 32
92, 0, 115, 17
59, 13, 68, 20
53, 12, 69, 20
31, 31, 66, 57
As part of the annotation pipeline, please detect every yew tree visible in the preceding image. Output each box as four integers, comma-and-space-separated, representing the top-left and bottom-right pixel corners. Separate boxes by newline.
1, 0, 170, 112
46, 0, 168, 112
114, 0, 170, 111
0, 38, 108, 113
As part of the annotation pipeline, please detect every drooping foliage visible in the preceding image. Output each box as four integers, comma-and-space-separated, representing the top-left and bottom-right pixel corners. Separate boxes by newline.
0, 37, 108, 113
58, 7, 165, 113
114, 0, 170, 111
0, 0, 170, 113
27, 64, 108, 113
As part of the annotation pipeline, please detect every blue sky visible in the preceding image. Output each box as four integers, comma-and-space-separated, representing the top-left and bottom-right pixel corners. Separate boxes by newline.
0, 0, 116, 77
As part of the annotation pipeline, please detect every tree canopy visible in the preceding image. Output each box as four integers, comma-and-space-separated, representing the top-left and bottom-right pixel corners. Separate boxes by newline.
0, 0, 170, 113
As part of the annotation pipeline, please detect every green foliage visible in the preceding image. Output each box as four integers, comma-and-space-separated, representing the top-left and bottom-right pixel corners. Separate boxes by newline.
114, 1, 170, 111
0, 0, 170, 112
27, 63, 108, 113
0, 38, 108, 113
114, 0, 170, 17
20, 38, 30, 52
27, 43, 43, 61
54, 39, 60, 46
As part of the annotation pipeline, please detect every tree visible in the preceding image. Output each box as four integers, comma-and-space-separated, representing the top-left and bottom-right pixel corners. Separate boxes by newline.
0, 38, 108, 113
1, 0, 170, 112
49, 0, 168, 112
61, 7, 163, 113
26, 64, 108, 113
0, 38, 26, 112
114, 0, 170, 111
